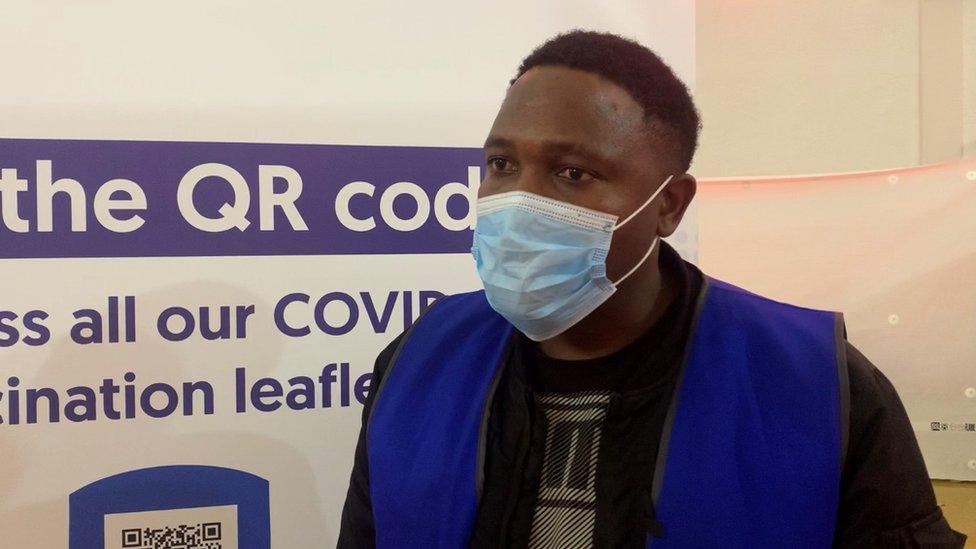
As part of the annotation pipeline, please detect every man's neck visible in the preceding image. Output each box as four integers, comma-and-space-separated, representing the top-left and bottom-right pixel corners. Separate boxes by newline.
535, 250, 676, 361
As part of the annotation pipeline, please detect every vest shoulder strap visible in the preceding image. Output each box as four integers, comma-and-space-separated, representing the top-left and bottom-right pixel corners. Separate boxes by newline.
652, 277, 847, 548
367, 290, 512, 549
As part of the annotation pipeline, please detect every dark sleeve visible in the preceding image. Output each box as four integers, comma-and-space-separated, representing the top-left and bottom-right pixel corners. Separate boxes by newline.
337, 332, 405, 549
833, 342, 968, 548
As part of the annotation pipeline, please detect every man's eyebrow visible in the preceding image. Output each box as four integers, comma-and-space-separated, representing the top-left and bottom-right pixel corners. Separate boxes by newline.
483, 136, 611, 163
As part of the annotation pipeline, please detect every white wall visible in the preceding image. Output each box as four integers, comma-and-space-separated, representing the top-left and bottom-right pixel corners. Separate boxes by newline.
693, 0, 976, 178
965, 1, 976, 156
694, 0, 976, 536
0, 1, 694, 147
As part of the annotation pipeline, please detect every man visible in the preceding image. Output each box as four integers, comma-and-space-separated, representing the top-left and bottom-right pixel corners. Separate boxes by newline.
339, 31, 966, 548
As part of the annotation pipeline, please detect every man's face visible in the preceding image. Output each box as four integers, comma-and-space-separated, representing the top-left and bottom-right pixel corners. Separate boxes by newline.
481, 65, 680, 282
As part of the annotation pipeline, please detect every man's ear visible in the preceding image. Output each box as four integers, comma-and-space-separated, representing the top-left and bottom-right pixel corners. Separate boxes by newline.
658, 173, 696, 237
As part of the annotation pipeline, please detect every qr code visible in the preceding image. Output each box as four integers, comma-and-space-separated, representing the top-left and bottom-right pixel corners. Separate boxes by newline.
121, 522, 222, 549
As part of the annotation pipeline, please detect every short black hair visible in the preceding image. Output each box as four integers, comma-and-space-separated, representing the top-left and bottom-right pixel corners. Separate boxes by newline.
512, 30, 701, 172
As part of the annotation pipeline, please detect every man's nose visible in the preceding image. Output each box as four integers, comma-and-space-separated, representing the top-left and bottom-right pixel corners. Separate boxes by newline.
479, 166, 553, 200
510, 167, 552, 198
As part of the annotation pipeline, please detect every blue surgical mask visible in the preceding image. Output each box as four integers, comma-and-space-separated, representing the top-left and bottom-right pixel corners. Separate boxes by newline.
471, 175, 673, 341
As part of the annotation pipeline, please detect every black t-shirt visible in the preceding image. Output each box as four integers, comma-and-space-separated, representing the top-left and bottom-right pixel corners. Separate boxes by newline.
338, 242, 968, 547
509, 240, 695, 547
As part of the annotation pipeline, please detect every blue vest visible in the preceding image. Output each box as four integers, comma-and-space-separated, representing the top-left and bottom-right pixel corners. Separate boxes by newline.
367, 277, 848, 548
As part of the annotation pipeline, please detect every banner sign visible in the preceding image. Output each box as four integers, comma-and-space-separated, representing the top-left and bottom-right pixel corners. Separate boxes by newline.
0, 3, 699, 546
0, 138, 481, 258
0, 137, 697, 548
0, 137, 488, 548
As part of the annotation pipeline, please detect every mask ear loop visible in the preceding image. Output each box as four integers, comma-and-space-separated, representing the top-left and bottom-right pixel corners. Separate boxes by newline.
612, 174, 674, 231
613, 236, 659, 286
610, 174, 674, 286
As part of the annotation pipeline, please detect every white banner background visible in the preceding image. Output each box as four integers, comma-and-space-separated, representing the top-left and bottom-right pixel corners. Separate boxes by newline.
0, 2, 696, 547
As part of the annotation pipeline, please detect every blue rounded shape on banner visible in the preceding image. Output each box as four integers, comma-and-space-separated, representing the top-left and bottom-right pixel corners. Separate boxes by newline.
69, 464, 270, 549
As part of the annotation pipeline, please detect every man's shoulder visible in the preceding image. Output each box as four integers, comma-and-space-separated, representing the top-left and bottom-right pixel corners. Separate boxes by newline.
426, 289, 488, 311
835, 341, 968, 547
704, 275, 841, 317
370, 288, 498, 383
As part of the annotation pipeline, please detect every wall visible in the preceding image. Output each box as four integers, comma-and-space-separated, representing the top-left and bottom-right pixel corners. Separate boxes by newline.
695, 0, 975, 541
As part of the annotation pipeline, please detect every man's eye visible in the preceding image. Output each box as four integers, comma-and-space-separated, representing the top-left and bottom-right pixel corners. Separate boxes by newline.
487, 157, 514, 172
557, 167, 595, 182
